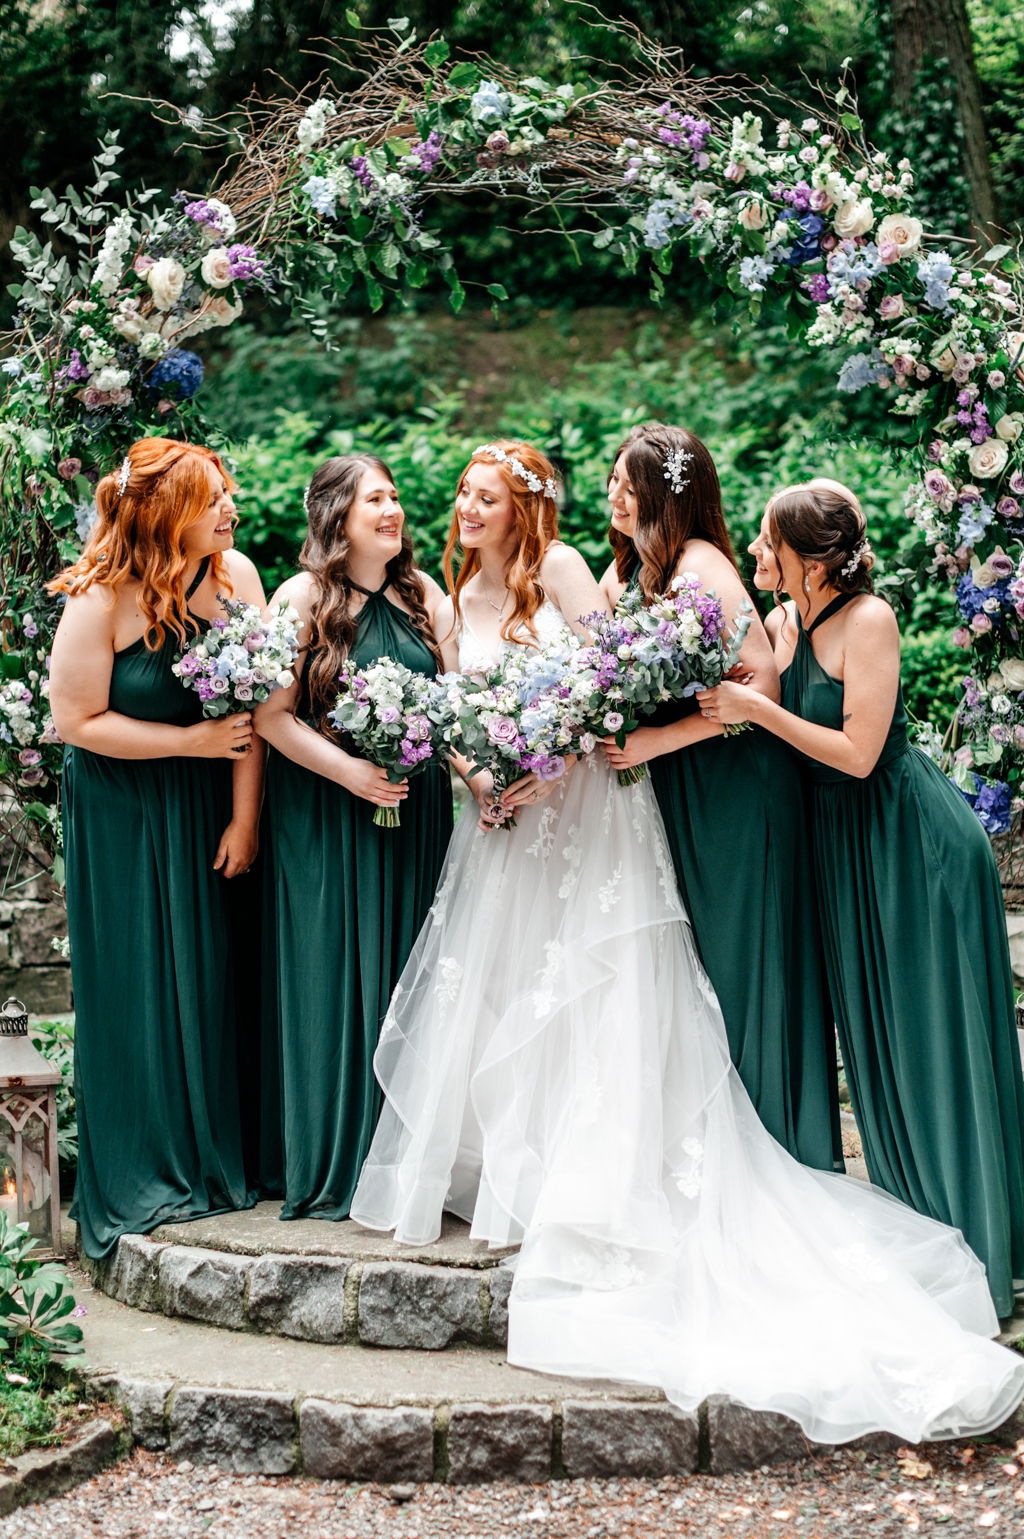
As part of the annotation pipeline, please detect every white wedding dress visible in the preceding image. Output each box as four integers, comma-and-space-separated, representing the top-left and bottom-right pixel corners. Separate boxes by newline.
351, 599, 1024, 1445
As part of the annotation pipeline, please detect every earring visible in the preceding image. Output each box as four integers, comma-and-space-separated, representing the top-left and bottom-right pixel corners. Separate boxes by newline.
803, 575, 810, 594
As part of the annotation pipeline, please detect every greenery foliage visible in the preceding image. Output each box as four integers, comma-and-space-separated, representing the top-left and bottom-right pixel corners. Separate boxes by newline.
0, 1211, 83, 1358
0, 1340, 77, 1461
29, 1020, 77, 1183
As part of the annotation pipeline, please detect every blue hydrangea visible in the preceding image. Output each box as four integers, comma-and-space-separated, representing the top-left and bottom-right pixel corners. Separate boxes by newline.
738, 255, 776, 292
955, 567, 1008, 620
777, 211, 824, 268
826, 243, 885, 295
916, 250, 956, 311
837, 350, 889, 394
959, 773, 1012, 835
471, 81, 510, 123
957, 500, 995, 546
148, 348, 204, 400
643, 199, 690, 250
303, 175, 337, 220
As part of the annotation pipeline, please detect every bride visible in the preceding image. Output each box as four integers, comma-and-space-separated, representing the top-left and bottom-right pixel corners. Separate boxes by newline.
351, 440, 1024, 1445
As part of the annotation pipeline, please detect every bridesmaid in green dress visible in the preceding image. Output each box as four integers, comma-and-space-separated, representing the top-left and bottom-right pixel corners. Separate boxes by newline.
698, 476, 1024, 1317
600, 423, 842, 1173
254, 455, 453, 1220
48, 437, 264, 1259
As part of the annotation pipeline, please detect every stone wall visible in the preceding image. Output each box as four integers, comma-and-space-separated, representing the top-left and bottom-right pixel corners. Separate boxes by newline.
0, 805, 70, 1015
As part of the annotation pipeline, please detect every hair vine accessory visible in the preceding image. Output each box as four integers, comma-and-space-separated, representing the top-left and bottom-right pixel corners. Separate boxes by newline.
474, 445, 557, 499
302, 484, 311, 515
663, 447, 694, 496
115, 455, 131, 497
841, 538, 871, 579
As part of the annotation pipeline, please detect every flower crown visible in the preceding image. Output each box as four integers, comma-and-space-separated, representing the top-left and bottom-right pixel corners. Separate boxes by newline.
116, 455, 131, 497
475, 444, 557, 499
841, 538, 871, 578
663, 447, 694, 495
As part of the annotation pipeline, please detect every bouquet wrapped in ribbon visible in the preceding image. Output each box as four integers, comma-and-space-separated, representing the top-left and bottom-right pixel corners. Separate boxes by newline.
328, 657, 460, 827
173, 597, 300, 725
567, 574, 754, 786
455, 642, 580, 829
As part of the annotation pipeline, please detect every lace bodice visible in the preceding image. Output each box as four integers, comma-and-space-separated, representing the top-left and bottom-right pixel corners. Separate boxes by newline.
457, 599, 572, 675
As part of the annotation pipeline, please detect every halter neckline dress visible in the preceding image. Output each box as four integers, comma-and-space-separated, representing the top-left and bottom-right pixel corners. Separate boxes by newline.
259, 577, 453, 1220
781, 591, 1024, 1315
65, 556, 256, 1259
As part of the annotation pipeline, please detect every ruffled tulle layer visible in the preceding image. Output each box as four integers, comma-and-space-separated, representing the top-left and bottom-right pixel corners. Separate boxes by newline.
351, 751, 1024, 1445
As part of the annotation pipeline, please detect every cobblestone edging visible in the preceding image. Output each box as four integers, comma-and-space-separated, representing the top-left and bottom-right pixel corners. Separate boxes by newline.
82, 1234, 515, 1350
0, 1420, 127, 1516
94, 1377, 902, 1483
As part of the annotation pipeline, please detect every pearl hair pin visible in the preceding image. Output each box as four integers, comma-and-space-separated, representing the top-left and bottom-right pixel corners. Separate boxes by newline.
115, 455, 131, 496
841, 538, 871, 578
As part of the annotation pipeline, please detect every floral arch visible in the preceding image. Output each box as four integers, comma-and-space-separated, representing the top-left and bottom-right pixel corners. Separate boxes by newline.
0, 24, 1022, 866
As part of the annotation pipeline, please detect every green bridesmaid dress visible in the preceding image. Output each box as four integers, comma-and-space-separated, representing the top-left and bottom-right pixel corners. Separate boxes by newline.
260, 580, 453, 1220
782, 592, 1024, 1316
635, 584, 842, 1172
65, 557, 255, 1260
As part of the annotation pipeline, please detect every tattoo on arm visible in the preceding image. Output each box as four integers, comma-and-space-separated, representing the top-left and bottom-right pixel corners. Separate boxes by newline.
843, 712, 852, 723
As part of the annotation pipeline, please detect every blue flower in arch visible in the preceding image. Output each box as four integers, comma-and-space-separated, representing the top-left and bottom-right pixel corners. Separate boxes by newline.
148, 349, 204, 400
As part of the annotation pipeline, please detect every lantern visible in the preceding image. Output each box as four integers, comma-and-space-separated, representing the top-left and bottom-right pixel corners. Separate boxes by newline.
0, 1000, 62, 1257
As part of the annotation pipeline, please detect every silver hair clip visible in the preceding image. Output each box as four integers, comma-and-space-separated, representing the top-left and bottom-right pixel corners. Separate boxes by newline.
475, 444, 557, 499
841, 538, 870, 578
663, 448, 694, 496
303, 484, 311, 515
116, 455, 131, 496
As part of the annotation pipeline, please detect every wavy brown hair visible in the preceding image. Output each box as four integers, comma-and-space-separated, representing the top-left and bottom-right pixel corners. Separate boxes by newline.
765, 478, 875, 605
609, 423, 738, 600
442, 442, 561, 643
301, 454, 440, 721
47, 438, 234, 648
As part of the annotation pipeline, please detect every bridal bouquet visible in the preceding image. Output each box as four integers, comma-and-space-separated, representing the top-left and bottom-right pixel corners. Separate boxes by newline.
567, 575, 754, 786
173, 597, 300, 721
329, 657, 460, 827
455, 643, 579, 830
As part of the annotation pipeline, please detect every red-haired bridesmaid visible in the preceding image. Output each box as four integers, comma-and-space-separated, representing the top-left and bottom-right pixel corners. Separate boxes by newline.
48, 437, 263, 1258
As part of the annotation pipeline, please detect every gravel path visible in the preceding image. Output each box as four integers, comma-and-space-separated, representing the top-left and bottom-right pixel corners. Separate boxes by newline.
3, 1437, 1024, 1537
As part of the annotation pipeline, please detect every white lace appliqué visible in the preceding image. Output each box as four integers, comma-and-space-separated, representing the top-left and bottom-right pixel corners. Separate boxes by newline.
379, 983, 403, 1041
532, 940, 564, 1018
558, 823, 583, 900
834, 1243, 889, 1285
525, 807, 557, 862
597, 862, 624, 913
429, 868, 456, 929
673, 1136, 705, 1199
435, 957, 463, 1025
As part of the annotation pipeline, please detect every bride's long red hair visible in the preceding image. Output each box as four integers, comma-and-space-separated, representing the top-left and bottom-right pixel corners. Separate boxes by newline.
442, 442, 561, 642
47, 437, 233, 648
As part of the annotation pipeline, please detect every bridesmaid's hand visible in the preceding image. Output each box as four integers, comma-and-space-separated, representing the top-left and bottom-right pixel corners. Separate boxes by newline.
466, 769, 506, 832
186, 714, 253, 758
695, 682, 756, 725
602, 727, 661, 772
215, 819, 259, 879
340, 758, 409, 808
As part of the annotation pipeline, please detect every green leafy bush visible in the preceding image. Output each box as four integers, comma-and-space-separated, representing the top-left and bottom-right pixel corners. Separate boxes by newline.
900, 631, 966, 727
29, 1021, 77, 1183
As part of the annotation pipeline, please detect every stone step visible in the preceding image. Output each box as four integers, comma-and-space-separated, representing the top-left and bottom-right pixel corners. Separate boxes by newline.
70, 1268, 909, 1483
75, 1205, 517, 1352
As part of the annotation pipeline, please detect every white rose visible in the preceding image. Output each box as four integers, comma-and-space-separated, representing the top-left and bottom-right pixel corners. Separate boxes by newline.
995, 413, 1024, 444
738, 199, 768, 231
993, 693, 1013, 715
967, 437, 1009, 479
276, 670, 295, 688
207, 295, 242, 327
201, 247, 233, 288
147, 257, 186, 311
204, 198, 236, 240
112, 312, 144, 344
875, 212, 923, 258
1000, 658, 1024, 690
833, 199, 875, 238
930, 338, 962, 376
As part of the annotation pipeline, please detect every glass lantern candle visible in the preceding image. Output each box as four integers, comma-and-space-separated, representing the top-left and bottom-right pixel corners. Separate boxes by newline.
0, 999, 62, 1257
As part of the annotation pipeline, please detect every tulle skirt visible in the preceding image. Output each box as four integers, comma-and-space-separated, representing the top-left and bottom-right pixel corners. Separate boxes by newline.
351, 751, 1024, 1445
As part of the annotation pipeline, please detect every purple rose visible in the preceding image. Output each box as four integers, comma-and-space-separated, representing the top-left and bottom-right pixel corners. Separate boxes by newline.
1011, 471, 1024, 496
535, 754, 566, 781
971, 613, 993, 632
244, 632, 265, 652
924, 469, 952, 501
988, 371, 1006, 389
18, 767, 44, 786
603, 710, 624, 732
178, 655, 199, 675
952, 627, 972, 648
998, 498, 1020, 519
989, 552, 1015, 578
17, 749, 41, 767
487, 716, 519, 746
379, 706, 400, 724
58, 457, 81, 480
926, 440, 944, 463
209, 676, 229, 694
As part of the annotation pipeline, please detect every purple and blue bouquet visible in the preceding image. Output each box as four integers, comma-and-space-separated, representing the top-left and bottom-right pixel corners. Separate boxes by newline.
173, 596, 300, 720
453, 642, 581, 829
564, 573, 754, 786
329, 658, 460, 828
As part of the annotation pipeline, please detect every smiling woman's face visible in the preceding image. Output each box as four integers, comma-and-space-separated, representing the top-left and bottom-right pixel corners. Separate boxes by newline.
181, 459, 237, 557
344, 467, 405, 562
749, 506, 805, 597
455, 461, 517, 552
607, 455, 638, 538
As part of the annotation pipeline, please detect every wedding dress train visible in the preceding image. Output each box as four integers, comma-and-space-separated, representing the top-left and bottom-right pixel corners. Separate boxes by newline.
350, 602, 1024, 1445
